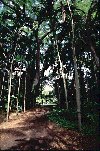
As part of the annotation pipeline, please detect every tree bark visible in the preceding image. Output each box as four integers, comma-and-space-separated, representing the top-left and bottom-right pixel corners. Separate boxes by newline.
7, 63, 13, 121
89, 42, 99, 67
32, 31, 40, 106
24, 74, 26, 112
73, 51, 81, 131
6, 34, 18, 121
56, 40, 68, 109
67, 0, 81, 131
16, 69, 21, 115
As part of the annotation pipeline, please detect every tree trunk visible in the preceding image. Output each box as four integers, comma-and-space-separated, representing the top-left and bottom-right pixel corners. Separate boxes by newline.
86, 76, 89, 102
0, 74, 5, 111
73, 52, 81, 131
89, 42, 99, 67
0, 76, 4, 97
16, 69, 21, 115
24, 74, 26, 112
34, 33, 40, 86
67, 0, 81, 131
7, 64, 12, 121
32, 32, 40, 104
6, 33, 18, 120
56, 40, 68, 109
57, 83, 60, 106
0, 77, 1, 96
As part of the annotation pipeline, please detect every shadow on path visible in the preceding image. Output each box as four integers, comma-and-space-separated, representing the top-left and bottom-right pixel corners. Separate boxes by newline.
0, 107, 99, 150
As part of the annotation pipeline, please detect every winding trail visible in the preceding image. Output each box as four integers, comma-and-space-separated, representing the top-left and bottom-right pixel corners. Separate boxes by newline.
0, 107, 99, 150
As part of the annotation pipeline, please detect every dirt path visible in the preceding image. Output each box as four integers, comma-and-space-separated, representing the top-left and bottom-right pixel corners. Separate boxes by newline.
0, 108, 99, 150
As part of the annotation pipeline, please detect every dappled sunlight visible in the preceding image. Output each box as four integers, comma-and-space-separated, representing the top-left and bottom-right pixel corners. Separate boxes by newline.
0, 107, 99, 150
0, 0, 99, 150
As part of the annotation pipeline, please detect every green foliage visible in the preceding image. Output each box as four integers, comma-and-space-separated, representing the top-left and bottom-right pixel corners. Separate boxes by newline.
82, 124, 97, 135
47, 109, 78, 129
76, 0, 92, 14
0, 0, 99, 137
15, 55, 25, 62
47, 108, 98, 135
36, 93, 57, 105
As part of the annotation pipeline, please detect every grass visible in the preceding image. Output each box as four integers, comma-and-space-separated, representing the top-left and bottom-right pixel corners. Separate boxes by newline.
47, 109, 78, 130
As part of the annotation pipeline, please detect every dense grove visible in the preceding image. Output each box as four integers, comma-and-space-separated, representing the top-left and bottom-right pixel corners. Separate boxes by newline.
0, 0, 99, 135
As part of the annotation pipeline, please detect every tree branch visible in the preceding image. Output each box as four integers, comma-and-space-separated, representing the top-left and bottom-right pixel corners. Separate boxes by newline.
0, 0, 15, 11
40, 29, 53, 42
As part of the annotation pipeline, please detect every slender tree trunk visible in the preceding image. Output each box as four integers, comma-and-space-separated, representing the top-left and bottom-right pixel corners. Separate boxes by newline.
86, 77, 89, 102
40, 79, 43, 105
34, 33, 40, 86
0, 74, 4, 110
73, 52, 81, 131
1, 76, 4, 97
16, 97, 18, 115
16, 69, 21, 115
89, 42, 99, 67
6, 34, 18, 121
0, 77, 1, 96
0, 74, 4, 113
56, 40, 68, 109
24, 74, 26, 112
67, 0, 81, 131
57, 82, 60, 107
7, 63, 13, 121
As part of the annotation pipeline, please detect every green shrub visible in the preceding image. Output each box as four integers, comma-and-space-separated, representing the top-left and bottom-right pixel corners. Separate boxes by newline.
47, 108, 98, 135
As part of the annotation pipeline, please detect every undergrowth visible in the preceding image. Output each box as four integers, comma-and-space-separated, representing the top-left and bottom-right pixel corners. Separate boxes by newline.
47, 108, 98, 135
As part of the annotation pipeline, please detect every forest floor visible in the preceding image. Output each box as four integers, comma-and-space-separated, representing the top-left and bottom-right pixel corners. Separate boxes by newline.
0, 107, 99, 150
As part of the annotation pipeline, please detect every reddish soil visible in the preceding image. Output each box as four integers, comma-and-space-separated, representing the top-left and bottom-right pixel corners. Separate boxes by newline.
0, 107, 99, 150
